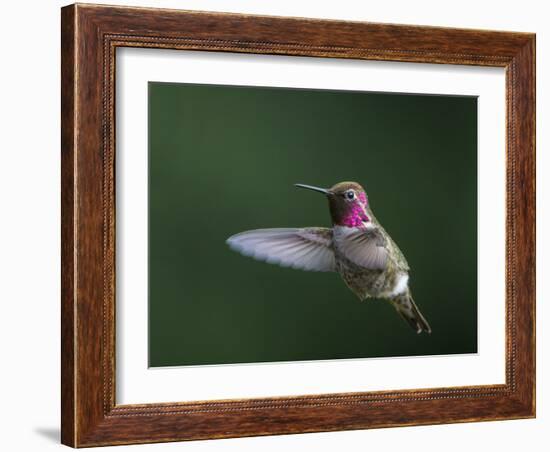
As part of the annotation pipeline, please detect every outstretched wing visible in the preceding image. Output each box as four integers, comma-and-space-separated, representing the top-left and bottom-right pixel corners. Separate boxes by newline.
226, 228, 335, 272
337, 227, 388, 270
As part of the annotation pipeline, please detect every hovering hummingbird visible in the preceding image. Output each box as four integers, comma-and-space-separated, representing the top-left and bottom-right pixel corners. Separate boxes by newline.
226, 182, 431, 334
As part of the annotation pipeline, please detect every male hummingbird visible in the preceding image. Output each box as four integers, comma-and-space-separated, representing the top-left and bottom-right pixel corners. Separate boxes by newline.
226, 182, 431, 334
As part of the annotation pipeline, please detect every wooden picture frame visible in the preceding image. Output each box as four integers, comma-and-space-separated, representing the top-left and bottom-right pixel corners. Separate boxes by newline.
61, 3, 535, 447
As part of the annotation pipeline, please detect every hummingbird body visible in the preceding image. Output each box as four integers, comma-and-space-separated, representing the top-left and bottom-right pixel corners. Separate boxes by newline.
332, 225, 406, 300
227, 182, 431, 334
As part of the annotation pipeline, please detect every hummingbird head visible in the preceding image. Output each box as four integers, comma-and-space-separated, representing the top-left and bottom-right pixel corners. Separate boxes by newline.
294, 181, 370, 227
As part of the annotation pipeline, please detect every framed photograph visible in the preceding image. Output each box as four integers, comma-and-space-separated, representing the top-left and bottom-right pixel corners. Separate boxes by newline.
61, 3, 535, 447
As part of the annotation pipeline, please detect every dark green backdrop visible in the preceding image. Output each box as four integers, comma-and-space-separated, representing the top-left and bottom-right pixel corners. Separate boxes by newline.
148, 82, 477, 367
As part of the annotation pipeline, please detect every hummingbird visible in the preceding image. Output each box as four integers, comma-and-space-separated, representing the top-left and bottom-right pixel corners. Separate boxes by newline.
226, 182, 431, 334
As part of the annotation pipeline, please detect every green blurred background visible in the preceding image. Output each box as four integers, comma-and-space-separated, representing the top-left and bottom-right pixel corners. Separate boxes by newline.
148, 82, 477, 367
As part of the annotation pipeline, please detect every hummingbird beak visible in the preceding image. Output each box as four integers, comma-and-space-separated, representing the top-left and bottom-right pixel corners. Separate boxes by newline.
294, 183, 331, 195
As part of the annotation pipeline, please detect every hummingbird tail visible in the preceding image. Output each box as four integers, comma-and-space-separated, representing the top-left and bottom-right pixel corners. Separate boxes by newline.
391, 292, 432, 334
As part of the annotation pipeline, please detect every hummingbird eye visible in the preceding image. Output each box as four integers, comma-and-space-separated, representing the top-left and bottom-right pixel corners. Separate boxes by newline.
345, 190, 355, 200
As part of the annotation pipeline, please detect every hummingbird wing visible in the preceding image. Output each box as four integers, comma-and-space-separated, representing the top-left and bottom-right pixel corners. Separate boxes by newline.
226, 228, 335, 272
337, 227, 388, 270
